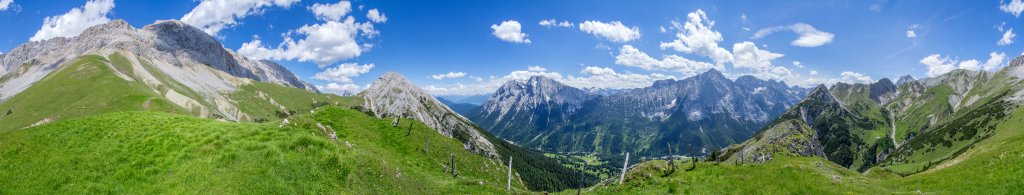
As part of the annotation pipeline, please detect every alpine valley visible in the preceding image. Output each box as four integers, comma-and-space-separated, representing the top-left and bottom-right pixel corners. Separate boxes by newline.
467, 69, 808, 156
2, 1, 1024, 194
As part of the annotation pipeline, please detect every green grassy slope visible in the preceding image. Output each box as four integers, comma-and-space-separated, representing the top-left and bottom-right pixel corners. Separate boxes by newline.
0, 55, 184, 131
888, 105, 1024, 194
0, 107, 529, 194
228, 81, 356, 122
882, 71, 1021, 175
583, 137, 1023, 194
0, 53, 350, 131
578, 156, 890, 194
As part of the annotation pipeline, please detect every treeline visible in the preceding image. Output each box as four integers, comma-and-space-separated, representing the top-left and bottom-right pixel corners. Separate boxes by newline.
471, 123, 600, 192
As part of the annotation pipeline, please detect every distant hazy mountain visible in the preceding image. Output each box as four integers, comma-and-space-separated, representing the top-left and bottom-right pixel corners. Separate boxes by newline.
581, 87, 628, 96
470, 69, 807, 156
437, 97, 480, 117
436, 94, 490, 105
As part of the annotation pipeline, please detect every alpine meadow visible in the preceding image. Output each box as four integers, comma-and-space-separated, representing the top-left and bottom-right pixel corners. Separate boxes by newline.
0, 0, 1022, 194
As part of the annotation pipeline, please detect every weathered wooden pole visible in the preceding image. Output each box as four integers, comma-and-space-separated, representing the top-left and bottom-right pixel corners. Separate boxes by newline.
406, 121, 413, 136
619, 152, 629, 184
454, 155, 458, 177
424, 136, 430, 154
689, 144, 695, 170
668, 143, 676, 172
507, 156, 513, 191
450, 153, 457, 177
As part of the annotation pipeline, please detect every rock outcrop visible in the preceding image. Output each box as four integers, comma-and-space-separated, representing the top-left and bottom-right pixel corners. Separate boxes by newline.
361, 72, 498, 157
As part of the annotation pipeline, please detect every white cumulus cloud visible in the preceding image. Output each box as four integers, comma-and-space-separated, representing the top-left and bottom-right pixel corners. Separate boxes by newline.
539, 19, 572, 27
422, 66, 676, 95
659, 9, 733, 65
615, 45, 720, 77
792, 61, 805, 68
731, 41, 784, 69
318, 82, 362, 94
527, 66, 547, 72
432, 72, 467, 80
29, 0, 115, 41
181, 0, 300, 36
1002, 0, 1024, 17
921, 54, 957, 77
983, 52, 1008, 71
562, 67, 676, 89
920, 52, 1006, 77
366, 9, 387, 23
752, 23, 834, 47
0, 0, 13, 11
731, 41, 790, 81
907, 24, 923, 38
309, 1, 352, 22
578, 20, 641, 42
313, 63, 374, 83
840, 71, 873, 83
238, 7, 379, 67
491, 20, 531, 44
999, 28, 1016, 45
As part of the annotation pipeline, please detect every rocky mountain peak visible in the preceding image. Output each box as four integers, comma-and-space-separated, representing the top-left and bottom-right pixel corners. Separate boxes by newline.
80, 19, 134, 36
896, 75, 916, 86
651, 78, 677, 87
1008, 55, 1024, 79
695, 68, 728, 81
735, 75, 791, 92
807, 84, 833, 101
1009, 55, 1024, 68
361, 72, 498, 157
378, 71, 407, 82
527, 75, 555, 83
869, 78, 897, 103
523, 76, 573, 93
479, 76, 593, 124
143, 20, 204, 34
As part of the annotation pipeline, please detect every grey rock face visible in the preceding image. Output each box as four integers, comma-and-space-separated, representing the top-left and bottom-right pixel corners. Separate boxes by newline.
896, 75, 915, 86
474, 76, 594, 132
724, 119, 826, 164
868, 78, 897, 103
361, 72, 498, 157
1008, 55, 1024, 79
0, 19, 316, 101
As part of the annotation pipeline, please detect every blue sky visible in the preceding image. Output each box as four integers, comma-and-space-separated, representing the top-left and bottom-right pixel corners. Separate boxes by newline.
1, 0, 1023, 95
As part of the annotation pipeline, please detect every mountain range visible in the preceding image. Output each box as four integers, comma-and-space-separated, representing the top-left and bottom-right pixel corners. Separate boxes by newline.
469, 69, 808, 156
1, 17, 1023, 194
724, 57, 1024, 172
0, 19, 598, 192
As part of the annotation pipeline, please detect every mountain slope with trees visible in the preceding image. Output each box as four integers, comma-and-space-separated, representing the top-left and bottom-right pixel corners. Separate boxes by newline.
470, 69, 807, 157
